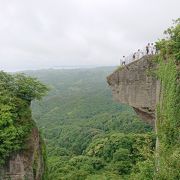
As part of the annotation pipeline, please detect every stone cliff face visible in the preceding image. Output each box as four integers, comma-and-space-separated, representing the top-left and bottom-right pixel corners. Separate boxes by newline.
0, 127, 45, 180
107, 56, 160, 126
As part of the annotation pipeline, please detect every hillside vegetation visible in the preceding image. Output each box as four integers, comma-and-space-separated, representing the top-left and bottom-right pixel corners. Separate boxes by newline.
29, 67, 153, 179
155, 19, 180, 179
0, 72, 48, 165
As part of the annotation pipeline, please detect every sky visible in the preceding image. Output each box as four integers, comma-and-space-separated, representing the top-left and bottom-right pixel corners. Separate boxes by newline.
0, 0, 179, 71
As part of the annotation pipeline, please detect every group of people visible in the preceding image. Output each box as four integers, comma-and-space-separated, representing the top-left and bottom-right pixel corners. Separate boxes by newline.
145, 43, 157, 55
121, 43, 157, 66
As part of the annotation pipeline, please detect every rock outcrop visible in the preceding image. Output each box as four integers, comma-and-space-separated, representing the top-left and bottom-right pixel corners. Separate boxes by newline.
0, 127, 45, 180
107, 56, 160, 126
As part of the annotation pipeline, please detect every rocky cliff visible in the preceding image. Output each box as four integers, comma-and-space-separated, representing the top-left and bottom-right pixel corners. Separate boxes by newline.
0, 127, 45, 180
107, 56, 160, 126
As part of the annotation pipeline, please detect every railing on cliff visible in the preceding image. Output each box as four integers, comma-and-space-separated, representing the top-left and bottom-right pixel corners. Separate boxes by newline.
120, 46, 157, 66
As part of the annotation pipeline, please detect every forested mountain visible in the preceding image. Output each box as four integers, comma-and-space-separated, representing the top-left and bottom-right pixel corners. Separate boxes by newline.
26, 67, 153, 179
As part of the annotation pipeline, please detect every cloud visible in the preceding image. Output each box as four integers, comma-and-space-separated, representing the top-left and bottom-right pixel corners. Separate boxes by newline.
0, 0, 179, 71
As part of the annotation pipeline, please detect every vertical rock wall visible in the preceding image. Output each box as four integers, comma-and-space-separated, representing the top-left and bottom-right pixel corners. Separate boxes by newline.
107, 56, 160, 126
0, 127, 45, 180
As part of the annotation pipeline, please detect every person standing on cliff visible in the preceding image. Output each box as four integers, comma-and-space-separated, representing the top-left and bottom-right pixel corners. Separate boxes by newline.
136, 49, 141, 59
146, 43, 150, 55
150, 43, 154, 55
122, 56, 126, 65
133, 53, 136, 61
153, 44, 157, 54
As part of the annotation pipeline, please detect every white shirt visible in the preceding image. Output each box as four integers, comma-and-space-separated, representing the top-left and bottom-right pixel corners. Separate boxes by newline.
150, 45, 154, 52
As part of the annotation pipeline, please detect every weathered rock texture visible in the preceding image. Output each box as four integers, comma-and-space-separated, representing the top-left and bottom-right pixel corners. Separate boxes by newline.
0, 127, 45, 180
107, 56, 160, 126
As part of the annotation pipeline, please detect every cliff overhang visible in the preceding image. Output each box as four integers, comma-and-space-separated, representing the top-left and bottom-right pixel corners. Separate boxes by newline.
107, 56, 160, 126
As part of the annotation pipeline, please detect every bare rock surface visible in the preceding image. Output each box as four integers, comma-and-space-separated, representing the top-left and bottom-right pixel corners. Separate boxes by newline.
107, 56, 160, 126
0, 127, 45, 180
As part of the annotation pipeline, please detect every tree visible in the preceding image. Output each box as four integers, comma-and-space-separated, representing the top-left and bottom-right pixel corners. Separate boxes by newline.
0, 71, 48, 165
156, 18, 180, 63
14, 73, 49, 102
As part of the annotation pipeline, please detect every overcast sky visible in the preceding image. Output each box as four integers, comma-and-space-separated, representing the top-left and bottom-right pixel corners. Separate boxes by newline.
0, 0, 179, 71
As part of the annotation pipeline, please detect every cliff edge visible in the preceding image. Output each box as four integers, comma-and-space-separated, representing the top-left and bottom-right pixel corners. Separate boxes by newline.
107, 56, 160, 126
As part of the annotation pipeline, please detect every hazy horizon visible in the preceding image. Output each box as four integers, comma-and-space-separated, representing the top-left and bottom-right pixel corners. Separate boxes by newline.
4, 64, 117, 73
0, 0, 179, 71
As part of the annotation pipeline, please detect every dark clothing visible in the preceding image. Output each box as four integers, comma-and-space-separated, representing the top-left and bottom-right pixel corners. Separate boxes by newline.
133, 53, 136, 60
146, 46, 149, 55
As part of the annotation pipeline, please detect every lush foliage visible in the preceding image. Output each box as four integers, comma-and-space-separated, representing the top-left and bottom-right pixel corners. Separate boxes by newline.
0, 71, 48, 165
30, 67, 153, 179
156, 18, 180, 63
47, 133, 155, 180
155, 19, 180, 179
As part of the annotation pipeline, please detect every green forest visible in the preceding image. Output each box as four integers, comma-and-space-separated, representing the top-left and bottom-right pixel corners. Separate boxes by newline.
29, 67, 154, 179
